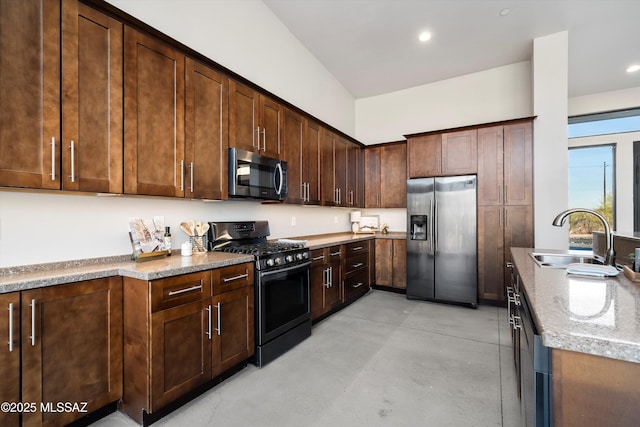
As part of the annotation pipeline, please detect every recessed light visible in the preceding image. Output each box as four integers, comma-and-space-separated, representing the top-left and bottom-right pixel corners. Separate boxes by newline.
499, 8, 511, 16
419, 31, 432, 42
626, 64, 640, 73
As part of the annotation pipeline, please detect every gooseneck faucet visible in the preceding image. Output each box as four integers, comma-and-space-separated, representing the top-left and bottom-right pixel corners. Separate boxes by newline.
552, 208, 616, 266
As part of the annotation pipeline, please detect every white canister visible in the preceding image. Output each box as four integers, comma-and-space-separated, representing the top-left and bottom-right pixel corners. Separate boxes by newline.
181, 241, 193, 257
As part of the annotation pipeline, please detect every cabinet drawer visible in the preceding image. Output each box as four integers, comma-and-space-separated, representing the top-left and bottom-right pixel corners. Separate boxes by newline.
344, 269, 369, 301
345, 253, 368, 275
310, 248, 327, 266
213, 263, 254, 295
151, 271, 211, 312
328, 245, 343, 260
345, 241, 369, 256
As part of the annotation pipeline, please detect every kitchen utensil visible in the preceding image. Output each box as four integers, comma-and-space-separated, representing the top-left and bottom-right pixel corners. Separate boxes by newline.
180, 222, 193, 236
201, 222, 210, 237
188, 219, 196, 236
194, 221, 203, 237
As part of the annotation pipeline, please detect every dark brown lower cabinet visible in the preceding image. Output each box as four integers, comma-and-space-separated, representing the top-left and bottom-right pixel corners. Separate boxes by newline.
0, 292, 21, 427
20, 277, 123, 427
310, 247, 343, 320
375, 239, 406, 289
121, 264, 254, 424
478, 205, 532, 303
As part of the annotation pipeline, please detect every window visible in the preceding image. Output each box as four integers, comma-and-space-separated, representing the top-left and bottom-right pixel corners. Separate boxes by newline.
567, 144, 615, 250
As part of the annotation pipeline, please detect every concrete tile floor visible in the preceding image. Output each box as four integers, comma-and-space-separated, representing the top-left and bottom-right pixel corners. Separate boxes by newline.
96, 290, 520, 427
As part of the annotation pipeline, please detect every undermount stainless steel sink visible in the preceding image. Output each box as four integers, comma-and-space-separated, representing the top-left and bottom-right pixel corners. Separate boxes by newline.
530, 252, 605, 268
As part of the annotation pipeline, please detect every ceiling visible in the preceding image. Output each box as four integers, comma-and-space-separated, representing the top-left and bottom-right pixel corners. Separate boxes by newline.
263, 0, 640, 99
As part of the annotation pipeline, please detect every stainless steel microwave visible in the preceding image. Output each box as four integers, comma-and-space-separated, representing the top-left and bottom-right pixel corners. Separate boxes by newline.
228, 148, 288, 201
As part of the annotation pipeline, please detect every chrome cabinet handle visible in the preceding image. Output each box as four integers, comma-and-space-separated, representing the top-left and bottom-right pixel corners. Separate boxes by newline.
351, 246, 363, 252
504, 185, 508, 204
214, 302, 221, 336
29, 299, 36, 346
168, 284, 202, 296
330, 251, 341, 257
312, 255, 325, 261
513, 315, 522, 330
8, 303, 13, 352
352, 282, 364, 288
329, 267, 333, 287
255, 126, 260, 149
179, 160, 184, 191
352, 262, 364, 268
51, 137, 56, 180
223, 273, 249, 283
189, 162, 194, 192
261, 128, 266, 151
69, 140, 75, 182
324, 268, 330, 288
206, 304, 212, 340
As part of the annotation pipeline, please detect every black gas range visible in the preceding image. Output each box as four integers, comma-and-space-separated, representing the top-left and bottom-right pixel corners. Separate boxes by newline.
207, 221, 311, 367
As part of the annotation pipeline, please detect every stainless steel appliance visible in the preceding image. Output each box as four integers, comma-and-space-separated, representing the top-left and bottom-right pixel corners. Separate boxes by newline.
228, 148, 287, 201
406, 176, 478, 307
208, 221, 311, 367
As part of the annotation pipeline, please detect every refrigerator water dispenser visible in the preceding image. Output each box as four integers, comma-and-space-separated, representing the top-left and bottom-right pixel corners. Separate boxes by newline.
410, 215, 428, 240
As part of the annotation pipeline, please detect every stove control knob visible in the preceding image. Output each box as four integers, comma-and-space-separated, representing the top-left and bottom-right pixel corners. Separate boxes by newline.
274, 257, 282, 265
286, 255, 294, 263
296, 253, 303, 260
266, 259, 275, 267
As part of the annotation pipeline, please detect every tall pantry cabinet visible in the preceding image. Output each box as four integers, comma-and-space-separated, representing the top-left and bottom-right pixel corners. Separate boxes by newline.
477, 121, 533, 303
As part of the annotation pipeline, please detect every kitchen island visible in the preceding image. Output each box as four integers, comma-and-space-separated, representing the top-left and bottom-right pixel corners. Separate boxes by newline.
510, 247, 640, 427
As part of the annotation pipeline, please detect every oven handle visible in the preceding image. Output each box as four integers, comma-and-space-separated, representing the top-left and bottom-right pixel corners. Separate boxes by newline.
259, 261, 311, 278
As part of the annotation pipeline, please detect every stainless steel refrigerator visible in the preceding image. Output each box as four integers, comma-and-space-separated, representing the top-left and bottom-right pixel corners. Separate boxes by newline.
406, 176, 478, 307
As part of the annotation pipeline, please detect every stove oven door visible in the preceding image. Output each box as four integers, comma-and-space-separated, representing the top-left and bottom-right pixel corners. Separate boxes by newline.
257, 261, 311, 345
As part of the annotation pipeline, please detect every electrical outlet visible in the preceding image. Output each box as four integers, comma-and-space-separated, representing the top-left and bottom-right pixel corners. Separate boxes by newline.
291, 216, 296, 227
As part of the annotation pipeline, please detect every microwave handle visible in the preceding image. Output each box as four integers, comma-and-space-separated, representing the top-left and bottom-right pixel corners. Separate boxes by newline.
274, 162, 284, 196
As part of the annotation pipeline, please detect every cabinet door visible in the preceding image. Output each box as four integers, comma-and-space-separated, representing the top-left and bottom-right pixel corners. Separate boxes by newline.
504, 205, 533, 287
229, 80, 259, 153
0, 293, 20, 427
211, 286, 255, 377
503, 122, 533, 206
259, 94, 282, 158
124, 27, 185, 197
441, 129, 477, 175
22, 277, 123, 427
310, 263, 326, 320
61, 1, 123, 193
303, 119, 321, 205
392, 240, 407, 289
282, 108, 304, 204
375, 239, 393, 286
477, 126, 504, 206
381, 143, 407, 208
407, 134, 441, 178
364, 147, 382, 208
185, 58, 228, 200
325, 259, 343, 310
151, 299, 211, 411
478, 206, 505, 302
334, 137, 348, 206
0, 0, 60, 189
321, 130, 337, 205
346, 142, 359, 207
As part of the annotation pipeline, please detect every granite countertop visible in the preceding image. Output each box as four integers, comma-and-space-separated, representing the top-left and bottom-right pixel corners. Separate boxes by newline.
0, 252, 254, 294
299, 231, 405, 250
510, 247, 640, 363
0, 232, 407, 294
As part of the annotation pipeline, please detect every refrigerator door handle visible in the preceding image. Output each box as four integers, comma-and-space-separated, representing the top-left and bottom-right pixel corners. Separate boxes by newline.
433, 196, 438, 254
429, 198, 434, 254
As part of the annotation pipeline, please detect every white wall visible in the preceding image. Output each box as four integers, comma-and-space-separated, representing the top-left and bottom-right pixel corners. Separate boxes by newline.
0, 191, 355, 267
354, 61, 532, 145
106, 0, 355, 135
532, 31, 569, 249
569, 87, 640, 116
568, 131, 640, 232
